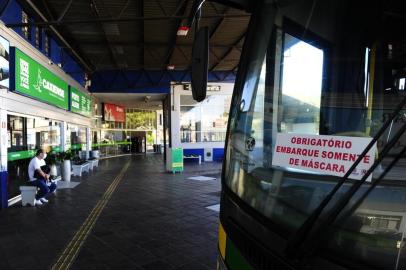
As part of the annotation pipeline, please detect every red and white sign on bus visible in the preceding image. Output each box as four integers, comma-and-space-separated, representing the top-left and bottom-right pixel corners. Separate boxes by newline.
272, 133, 377, 181
103, 103, 125, 122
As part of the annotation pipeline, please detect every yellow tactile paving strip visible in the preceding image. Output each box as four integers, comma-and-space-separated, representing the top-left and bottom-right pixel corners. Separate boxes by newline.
50, 160, 131, 270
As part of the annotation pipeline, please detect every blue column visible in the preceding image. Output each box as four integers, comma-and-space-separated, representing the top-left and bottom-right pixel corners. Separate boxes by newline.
0, 171, 8, 208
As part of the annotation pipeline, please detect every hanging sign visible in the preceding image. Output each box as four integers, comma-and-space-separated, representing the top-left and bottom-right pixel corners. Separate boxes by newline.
70, 87, 92, 117
103, 103, 125, 122
10, 47, 69, 110
272, 133, 377, 181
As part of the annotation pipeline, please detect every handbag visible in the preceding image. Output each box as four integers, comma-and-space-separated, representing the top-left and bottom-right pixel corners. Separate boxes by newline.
34, 165, 50, 178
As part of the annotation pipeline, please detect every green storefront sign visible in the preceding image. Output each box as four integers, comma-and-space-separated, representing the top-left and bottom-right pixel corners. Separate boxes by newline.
8, 150, 36, 161
12, 47, 69, 110
70, 144, 83, 150
70, 87, 92, 117
50, 146, 62, 153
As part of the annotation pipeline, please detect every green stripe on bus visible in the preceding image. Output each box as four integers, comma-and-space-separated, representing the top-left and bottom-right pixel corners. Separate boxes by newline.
225, 239, 254, 270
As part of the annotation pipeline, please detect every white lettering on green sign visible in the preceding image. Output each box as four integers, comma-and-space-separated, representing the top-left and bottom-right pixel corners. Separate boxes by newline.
71, 92, 80, 109
14, 48, 69, 110
70, 87, 92, 117
19, 58, 29, 89
42, 79, 65, 98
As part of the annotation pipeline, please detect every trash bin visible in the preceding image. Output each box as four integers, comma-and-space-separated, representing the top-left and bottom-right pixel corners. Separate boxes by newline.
91, 150, 100, 159
20, 186, 37, 206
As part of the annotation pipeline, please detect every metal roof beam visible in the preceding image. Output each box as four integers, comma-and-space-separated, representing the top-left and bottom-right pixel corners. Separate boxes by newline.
5, 14, 250, 27
23, 0, 93, 71
78, 41, 242, 49
210, 31, 245, 71
155, 0, 168, 16
90, 0, 119, 69
209, 7, 229, 39
209, 2, 221, 14
140, 0, 144, 69
162, 0, 189, 68
176, 46, 189, 62
57, 0, 74, 22
117, 0, 131, 18
40, 0, 55, 20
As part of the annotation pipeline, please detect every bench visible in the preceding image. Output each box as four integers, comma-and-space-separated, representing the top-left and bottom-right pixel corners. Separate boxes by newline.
72, 162, 90, 177
19, 176, 61, 206
88, 159, 99, 170
183, 155, 201, 164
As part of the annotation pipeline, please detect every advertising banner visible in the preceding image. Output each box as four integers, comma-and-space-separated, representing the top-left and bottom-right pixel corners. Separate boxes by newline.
7, 150, 36, 161
10, 47, 69, 110
272, 133, 377, 181
0, 35, 9, 90
171, 148, 184, 172
103, 103, 125, 122
70, 87, 92, 117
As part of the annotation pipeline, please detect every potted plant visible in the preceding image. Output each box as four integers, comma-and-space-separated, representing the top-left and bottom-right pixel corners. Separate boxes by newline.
57, 150, 73, 182
45, 153, 58, 177
72, 154, 85, 165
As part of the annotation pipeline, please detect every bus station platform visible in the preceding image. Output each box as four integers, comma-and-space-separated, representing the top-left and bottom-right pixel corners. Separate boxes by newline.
0, 155, 221, 270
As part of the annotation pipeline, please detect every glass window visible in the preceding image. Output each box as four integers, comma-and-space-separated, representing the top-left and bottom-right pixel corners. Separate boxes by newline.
7, 115, 25, 151
225, 16, 406, 268
22, 11, 30, 40
225, 31, 328, 234
66, 124, 87, 151
125, 109, 156, 130
180, 94, 231, 143
280, 33, 323, 134
26, 118, 61, 151
35, 27, 42, 49
7, 115, 62, 200
45, 34, 50, 56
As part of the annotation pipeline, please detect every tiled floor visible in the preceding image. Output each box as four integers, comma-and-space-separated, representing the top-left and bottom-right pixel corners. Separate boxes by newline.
0, 155, 222, 270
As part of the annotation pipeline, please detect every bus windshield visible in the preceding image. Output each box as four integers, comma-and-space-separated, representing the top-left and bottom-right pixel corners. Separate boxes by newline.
224, 0, 406, 268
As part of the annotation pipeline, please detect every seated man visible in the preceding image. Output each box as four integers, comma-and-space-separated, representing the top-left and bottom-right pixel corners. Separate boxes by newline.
28, 149, 57, 205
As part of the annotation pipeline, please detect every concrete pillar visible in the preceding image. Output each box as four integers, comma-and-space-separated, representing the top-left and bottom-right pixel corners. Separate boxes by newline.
86, 127, 91, 159
61, 121, 66, 151
0, 109, 8, 208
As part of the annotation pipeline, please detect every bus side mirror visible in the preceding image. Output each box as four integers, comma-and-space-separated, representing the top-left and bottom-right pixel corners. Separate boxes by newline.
191, 26, 209, 102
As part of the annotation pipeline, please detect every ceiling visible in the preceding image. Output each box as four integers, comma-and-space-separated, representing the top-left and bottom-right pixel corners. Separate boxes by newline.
93, 93, 166, 110
24, 0, 250, 73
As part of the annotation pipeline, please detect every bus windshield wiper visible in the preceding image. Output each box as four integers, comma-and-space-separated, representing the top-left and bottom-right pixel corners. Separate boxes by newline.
286, 94, 406, 260
336, 139, 406, 231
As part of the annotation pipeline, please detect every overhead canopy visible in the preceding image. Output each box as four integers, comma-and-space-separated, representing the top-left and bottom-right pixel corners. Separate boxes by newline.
17, 0, 250, 73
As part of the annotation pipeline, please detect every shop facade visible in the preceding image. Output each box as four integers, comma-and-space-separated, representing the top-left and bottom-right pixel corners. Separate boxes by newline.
91, 103, 164, 156
170, 83, 233, 162
0, 23, 92, 207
